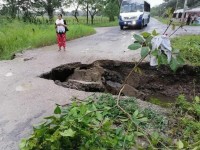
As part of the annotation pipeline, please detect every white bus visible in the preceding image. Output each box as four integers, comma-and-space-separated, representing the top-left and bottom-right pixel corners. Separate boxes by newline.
119, 0, 150, 30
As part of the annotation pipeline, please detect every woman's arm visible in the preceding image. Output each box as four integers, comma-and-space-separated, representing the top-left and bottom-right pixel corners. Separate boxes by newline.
63, 20, 67, 27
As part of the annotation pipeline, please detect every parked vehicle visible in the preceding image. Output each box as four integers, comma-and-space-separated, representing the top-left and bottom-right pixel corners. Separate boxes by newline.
119, 0, 150, 30
194, 17, 200, 24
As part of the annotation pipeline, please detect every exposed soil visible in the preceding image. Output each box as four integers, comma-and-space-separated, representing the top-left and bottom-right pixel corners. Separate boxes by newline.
40, 60, 200, 102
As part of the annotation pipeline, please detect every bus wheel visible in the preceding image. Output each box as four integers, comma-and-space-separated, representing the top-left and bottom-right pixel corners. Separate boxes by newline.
139, 20, 144, 29
120, 26, 124, 30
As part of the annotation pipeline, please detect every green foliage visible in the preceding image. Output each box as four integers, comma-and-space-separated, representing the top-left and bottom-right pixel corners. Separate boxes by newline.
0, 20, 95, 60
128, 30, 185, 72
104, 0, 119, 22
171, 35, 200, 66
20, 94, 200, 149
154, 16, 182, 26
128, 43, 141, 50
167, 95, 200, 149
19, 95, 168, 150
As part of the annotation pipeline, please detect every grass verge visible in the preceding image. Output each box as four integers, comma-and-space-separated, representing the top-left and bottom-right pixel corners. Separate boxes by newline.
0, 20, 95, 60
171, 35, 200, 66
64, 16, 118, 27
154, 16, 182, 26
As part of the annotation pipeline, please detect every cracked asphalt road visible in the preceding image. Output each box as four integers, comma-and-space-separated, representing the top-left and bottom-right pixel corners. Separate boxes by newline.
0, 18, 199, 150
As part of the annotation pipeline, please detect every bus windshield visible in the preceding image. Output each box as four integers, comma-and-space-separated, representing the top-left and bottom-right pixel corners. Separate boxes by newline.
120, 2, 144, 13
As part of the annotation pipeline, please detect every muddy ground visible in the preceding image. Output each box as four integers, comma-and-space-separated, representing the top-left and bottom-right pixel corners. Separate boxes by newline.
41, 60, 200, 102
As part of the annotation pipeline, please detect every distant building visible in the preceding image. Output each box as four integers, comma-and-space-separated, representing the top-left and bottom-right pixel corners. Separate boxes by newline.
173, 7, 200, 19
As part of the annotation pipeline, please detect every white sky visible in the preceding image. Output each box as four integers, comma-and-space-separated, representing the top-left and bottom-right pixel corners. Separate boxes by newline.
148, 0, 164, 7
0, 0, 164, 10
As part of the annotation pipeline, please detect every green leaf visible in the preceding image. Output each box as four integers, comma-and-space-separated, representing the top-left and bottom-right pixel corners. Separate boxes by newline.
133, 34, 145, 43
128, 43, 141, 50
133, 110, 139, 117
119, 118, 129, 122
102, 118, 112, 129
170, 57, 179, 72
60, 128, 76, 137
116, 127, 122, 135
19, 139, 26, 149
177, 140, 184, 149
160, 54, 168, 65
134, 131, 144, 136
96, 112, 103, 121
141, 32, 151, 38
176, 55, 185, 65
91, 104, 97, 111
192, 147, 198, 150
54, 105, 61, 114
141, 47, 149, 58
194, 96, 200, 103
151, 49, 159, 56
126, 134, 134, 142
152, 29, 159, 36
146, 36, 153, 44
138, 117, 148, 122
134, 67, 142, 74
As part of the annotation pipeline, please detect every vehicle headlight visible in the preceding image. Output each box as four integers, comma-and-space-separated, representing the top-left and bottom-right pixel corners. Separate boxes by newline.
132, 20, 136, 24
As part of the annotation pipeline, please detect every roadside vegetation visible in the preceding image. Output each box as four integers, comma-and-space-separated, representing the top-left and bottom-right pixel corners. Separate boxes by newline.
172, 35, 200, 66
20, 94, 200, 149
0, 0, 120, 60
153, 13, 200, 66
64, 16, 118, 27
0, 18, 95, 60
154, 16, 182, 26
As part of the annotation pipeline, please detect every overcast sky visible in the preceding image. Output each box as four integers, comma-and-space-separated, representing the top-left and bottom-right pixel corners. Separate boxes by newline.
0, 0, 164, 9
148, 0, 164, 7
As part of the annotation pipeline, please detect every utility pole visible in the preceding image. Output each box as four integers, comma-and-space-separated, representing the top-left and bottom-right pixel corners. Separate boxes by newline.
175, 0, 179, 11
181, 0, 188, 23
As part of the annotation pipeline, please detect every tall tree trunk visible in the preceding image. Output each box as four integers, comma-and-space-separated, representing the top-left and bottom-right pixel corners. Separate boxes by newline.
117, 0, 122, 8
74, 11, 79, 23
86, 3, 89, 24
91, 15, 94, 24
46, 4, 54, 22
47, 9, 54, 22
11, 4, 17, 18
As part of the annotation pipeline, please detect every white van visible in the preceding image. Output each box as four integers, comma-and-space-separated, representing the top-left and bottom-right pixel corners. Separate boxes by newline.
119, 0, 150, 29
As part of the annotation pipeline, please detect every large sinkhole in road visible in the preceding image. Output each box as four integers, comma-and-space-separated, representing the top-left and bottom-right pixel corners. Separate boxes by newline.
40, 60, 200, 102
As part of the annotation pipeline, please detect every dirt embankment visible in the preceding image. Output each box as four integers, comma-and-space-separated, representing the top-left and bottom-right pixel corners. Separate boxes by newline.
40, 60, 200, 102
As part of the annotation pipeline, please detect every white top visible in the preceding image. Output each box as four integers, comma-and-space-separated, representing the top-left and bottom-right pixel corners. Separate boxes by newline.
56, 19, 65, 33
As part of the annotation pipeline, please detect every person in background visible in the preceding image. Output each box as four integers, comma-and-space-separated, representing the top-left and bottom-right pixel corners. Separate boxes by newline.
55, 14, 67, 51
186, 14, 191, 25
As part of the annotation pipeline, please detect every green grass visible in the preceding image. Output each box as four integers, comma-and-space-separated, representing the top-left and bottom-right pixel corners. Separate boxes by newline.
89, 20, 118, 27
172, 35, 200, 66
191, 24, 200, 26
154, 16, 182, 26
149, 97, 172, 108
64, 16, 118, 27
0, 20, 95, 60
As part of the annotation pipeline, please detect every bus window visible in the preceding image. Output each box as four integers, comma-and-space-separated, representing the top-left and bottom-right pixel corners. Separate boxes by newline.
120, 3, 144, 13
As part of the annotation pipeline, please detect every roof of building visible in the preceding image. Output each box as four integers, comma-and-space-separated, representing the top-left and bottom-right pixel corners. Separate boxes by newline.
174, 7, 200, 13
186, 7, 200, 12
174, 9, 184, 13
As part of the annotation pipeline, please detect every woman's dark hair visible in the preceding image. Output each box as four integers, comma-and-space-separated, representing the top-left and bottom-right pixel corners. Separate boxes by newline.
58, 14, 62, 17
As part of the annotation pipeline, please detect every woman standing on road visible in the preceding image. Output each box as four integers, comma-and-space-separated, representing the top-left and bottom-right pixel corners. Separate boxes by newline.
55, 14, 68, 51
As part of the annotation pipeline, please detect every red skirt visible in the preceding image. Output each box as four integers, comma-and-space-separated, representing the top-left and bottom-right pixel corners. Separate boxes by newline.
57, 33, 66, 48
